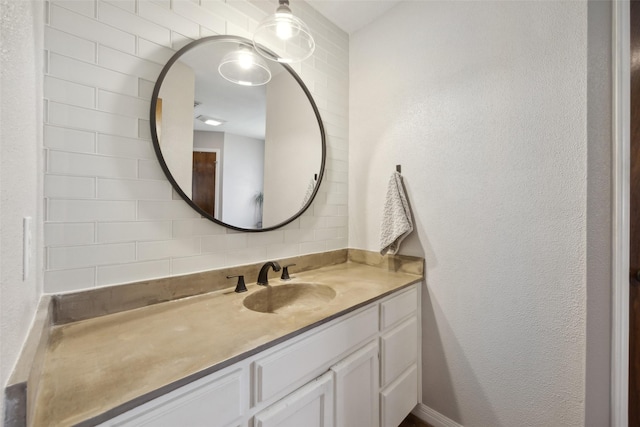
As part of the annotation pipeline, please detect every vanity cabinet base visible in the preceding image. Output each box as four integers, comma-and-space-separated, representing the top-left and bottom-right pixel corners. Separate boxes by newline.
100, 283, 421, 427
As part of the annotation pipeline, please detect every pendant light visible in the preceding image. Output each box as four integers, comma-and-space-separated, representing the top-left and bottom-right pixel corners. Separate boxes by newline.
218, 45, 272, 86
253, 0, 315, 63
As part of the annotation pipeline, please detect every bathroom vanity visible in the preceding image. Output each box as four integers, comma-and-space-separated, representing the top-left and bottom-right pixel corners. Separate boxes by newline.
25, 250, 423, 427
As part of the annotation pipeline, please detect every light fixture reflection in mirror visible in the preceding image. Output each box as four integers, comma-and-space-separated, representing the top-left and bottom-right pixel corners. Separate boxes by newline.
253, 0, 315, 63
218, 45, 272, 86
150, 35, 325, 232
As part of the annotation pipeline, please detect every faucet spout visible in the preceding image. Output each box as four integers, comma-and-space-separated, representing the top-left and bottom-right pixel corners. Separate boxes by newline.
257, 261, 281, 286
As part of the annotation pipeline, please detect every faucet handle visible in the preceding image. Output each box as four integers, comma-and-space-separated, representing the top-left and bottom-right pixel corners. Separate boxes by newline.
227, 275, 247, 293
281, 264, 296, 280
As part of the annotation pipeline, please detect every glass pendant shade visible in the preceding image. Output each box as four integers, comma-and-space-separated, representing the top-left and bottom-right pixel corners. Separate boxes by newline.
253, 0, 315, 63
218, 47, 272, 86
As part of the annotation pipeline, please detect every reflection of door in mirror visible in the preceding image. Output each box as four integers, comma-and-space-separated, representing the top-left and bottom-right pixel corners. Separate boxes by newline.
192, 151, 217, 216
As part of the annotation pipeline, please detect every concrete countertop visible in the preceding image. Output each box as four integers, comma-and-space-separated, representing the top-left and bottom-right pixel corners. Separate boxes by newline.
33, 258, 423, 426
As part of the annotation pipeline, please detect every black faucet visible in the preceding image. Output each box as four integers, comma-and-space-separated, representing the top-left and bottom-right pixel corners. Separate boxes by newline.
257, 261, 281, 286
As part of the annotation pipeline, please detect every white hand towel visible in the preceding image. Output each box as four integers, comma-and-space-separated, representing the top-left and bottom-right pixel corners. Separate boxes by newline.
301, 177, 316, 208
379, 171, 414, 255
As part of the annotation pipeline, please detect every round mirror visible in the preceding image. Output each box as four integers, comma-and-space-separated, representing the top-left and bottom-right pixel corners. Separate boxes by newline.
150, 35, 325, 232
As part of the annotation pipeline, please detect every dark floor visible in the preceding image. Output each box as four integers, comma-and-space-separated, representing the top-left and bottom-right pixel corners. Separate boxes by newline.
398, 413, 434, 427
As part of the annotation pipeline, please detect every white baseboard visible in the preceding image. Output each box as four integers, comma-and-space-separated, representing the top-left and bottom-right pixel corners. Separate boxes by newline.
412, 403, 463, 427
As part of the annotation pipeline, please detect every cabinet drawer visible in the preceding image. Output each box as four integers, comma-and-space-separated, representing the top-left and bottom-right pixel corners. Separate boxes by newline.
253, 305, 378, 405
102, 369, 243, 427
254, 371, 333, 427
380, 364, 418, 427
380, 285, 417, 330
380, 317, 417, 387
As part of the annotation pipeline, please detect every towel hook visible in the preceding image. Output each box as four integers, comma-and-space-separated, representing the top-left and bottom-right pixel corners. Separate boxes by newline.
396, 165, 401, 173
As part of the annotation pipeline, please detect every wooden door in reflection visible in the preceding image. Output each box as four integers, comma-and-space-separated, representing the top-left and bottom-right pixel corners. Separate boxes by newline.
192, 151, 217, 216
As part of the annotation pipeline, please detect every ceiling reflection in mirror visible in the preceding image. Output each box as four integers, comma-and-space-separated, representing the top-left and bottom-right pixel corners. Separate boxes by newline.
151, 36, 325, 232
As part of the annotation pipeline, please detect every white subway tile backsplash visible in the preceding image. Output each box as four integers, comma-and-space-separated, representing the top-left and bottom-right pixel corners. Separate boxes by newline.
97, 134, 155, 160
326, 192, 348, 206
50, 4, 135, 54
225, 21, 251, 39
49, 102, 138, 137
284, 228, 315, 244
45, 175, 96, 199
172, 218, 226, 238
97, 178, 172, 200
137, 237, 200, 261
325, 216, 348, 228
225, 246, 267, 266
48, 199, 136, 222
97, 90, 150, 120
44, 267, 96, 293
170, 31, 195, 50
138, 159, 165, 180
325, 237, 348, 251
48, 53, 138, 96
138, 1, 200, 40
97, 259, 172, 286
151, 0, 170, 9
43, 0, 349, 289
98, 1, 171, 47
137, 200, 200, 220
45, 223, 96, 246
201, 1, 248, 30
171, 253, 226, 276
49, 242, 136, 269
44, 125, 96, 153
247, 231, 284, 247
138, 119, 152, 140
52, 0, 96, 18
138, 38, 176, 65
299, 241, 326, 254
138, 79, 156, 100
103, 0, 135, 13
266, 243, 300, 260
49, 151, 137, 178
44, 26, 96, 63
201, 233, 247, 253
97, 46, 163, 82
315, 227, 346, 241
225, 1, 266, 24
45, 76, 95, 108
172, 0, 225, 34
300, 216, 327, 230
97, 221, 172, 243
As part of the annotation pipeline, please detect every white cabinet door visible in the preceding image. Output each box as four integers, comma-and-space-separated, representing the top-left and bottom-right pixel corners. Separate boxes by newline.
254, 371, 334, 427
331, 341, 379, 427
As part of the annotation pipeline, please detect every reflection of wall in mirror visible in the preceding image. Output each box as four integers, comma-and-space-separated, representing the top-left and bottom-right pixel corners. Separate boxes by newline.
158, 61, 195, 197
222, 133, 265, 229
263, 72, 321, 226
194, 131, 224, 217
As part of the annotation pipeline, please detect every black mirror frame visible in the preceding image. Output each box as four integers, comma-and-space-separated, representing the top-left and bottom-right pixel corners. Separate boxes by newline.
150, 35, 326, 232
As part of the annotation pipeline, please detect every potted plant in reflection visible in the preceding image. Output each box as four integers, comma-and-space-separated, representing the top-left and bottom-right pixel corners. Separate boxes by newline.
254, 191, 264, 229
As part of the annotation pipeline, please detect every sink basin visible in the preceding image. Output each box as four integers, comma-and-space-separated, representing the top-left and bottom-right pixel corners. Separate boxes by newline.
243, 284, 336, 314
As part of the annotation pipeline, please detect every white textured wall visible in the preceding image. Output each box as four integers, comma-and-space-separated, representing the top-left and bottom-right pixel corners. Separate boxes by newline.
0, 0, 44, 413
263, 71, 321, 226
222, 133, 263, 228
42, 0, 348, 293
350, 1, 594, 426
157, 60, 195, 197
